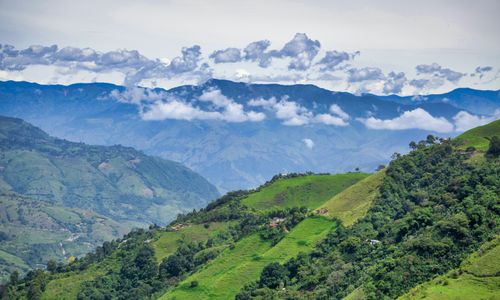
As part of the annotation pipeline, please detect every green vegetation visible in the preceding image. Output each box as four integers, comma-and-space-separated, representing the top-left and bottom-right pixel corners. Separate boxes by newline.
152, 222, 233, 263
239, 130, 499, 299
163, 217, 335, 300
455, 119, 500, 150
0, 116, 219, 282
400, 236, 500, 300
241, 173, 368, 211
3, 120, 499, 300
320, 170, 385, 226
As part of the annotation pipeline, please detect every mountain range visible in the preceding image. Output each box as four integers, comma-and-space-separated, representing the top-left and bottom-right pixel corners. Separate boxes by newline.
0, 80, 498, 193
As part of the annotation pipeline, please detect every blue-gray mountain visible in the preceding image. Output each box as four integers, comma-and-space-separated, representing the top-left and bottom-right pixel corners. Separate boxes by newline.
0, 79, 498, 192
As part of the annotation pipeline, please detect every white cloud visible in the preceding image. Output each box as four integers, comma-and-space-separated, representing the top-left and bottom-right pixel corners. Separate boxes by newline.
453, 109, 500, 132
358, 108, 454, 132
249, 97, 349, 126
329, 104, 349, 120
141, 99, 220, 121
111, 87, 265, 123
303, 138, 314, 149
314, 114, 348, 126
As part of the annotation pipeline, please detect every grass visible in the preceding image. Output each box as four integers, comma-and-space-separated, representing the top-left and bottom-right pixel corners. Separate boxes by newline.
41, 268, 104, 300
152, 222, 233, 263
241, 173, 369, 212
399, 236, 500, 300
320, 170, 385, 226
161, 217, 336, 300
455, 119, 500, 151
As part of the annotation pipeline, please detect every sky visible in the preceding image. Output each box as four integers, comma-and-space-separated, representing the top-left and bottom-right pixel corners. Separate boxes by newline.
0, 0, 499, 95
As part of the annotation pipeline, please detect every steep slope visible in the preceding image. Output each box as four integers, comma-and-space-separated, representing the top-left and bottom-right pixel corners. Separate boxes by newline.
2, 172, 363, 299
163, 217, 336, 300
239, 121, 499, 299
1, 80, 492, 192
3, 121, 498, 300
455, 119, 500, 150
0, 116, 219, 225
319, 169, 385, 226
0, 116, 218, 282
241, 173, 368, 211
399, 236, 500, 300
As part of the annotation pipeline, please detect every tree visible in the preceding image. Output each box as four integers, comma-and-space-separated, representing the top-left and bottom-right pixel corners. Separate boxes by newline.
376, 164, 386, 171
259, 263, 289, 289
9, 270, 19, 285
47, 259, 57, 274
486, 136, 500, 157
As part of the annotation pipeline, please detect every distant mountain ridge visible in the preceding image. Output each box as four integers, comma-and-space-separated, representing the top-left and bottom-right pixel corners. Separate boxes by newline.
0, 79, 498, 191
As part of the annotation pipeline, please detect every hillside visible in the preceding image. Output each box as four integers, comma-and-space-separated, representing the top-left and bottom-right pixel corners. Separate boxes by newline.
0, 116, 219, 282
1, 120, 499, 300
455, 119, 500, 150
399, 235, 500, 300
2, 80, 495, 192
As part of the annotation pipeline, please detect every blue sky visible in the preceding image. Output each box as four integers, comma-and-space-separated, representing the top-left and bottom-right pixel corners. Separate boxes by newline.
0, 0, 499, 95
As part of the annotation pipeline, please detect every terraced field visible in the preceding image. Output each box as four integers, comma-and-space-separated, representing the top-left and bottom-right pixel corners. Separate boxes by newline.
152, 222, 234, 263
241, 173, 369, 211
161, 217, 336, 300
320, 170, 385, 226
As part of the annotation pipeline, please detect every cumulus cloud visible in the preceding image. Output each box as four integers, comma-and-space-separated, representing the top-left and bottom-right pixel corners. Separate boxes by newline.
0, 43, 209, 86
415, 63, 465, 83
302, 138, 314, 149
198, 89, 266, 122
277, 33, 321, 70
453, 109, 500, 132
313, 113, 348, 126
347, 67, 384, 82
471, 66, 493, 79
316, 50, 358, 71
248, 97, 349, 126
111, 87, 264, 123
383, 71, 407, 94
209, 47, 241, 63
329, 104, 349, 120
358, 108, 454, 132
243, 40, 271, 67
211, 33, 322, 71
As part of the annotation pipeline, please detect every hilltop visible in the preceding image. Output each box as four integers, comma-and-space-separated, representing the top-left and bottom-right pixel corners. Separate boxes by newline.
1, 120, 499, 299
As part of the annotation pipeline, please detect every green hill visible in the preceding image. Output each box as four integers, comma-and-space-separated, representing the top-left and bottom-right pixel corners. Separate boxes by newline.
162, 217, 336, 300
319, 170, 385, 226
2, 120, 499, 300
455, 119, 500, 150
241, 173, 368, 211
0, 116, 219, 282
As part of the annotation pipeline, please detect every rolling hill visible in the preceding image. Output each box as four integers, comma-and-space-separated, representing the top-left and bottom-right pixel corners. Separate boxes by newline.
1, 120, 498, 300
0, 116, 219, 283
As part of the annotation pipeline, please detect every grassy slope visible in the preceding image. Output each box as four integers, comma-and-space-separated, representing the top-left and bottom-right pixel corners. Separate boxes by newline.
241, 173, 368, 211
162, 217, 336, 300
455, 119, 500, 151
152, 222, 233, 263
320, 170, 385, 226
399, 236, 500, 300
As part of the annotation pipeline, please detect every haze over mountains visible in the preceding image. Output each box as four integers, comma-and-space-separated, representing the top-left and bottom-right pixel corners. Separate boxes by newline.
1, 79, 498, 192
